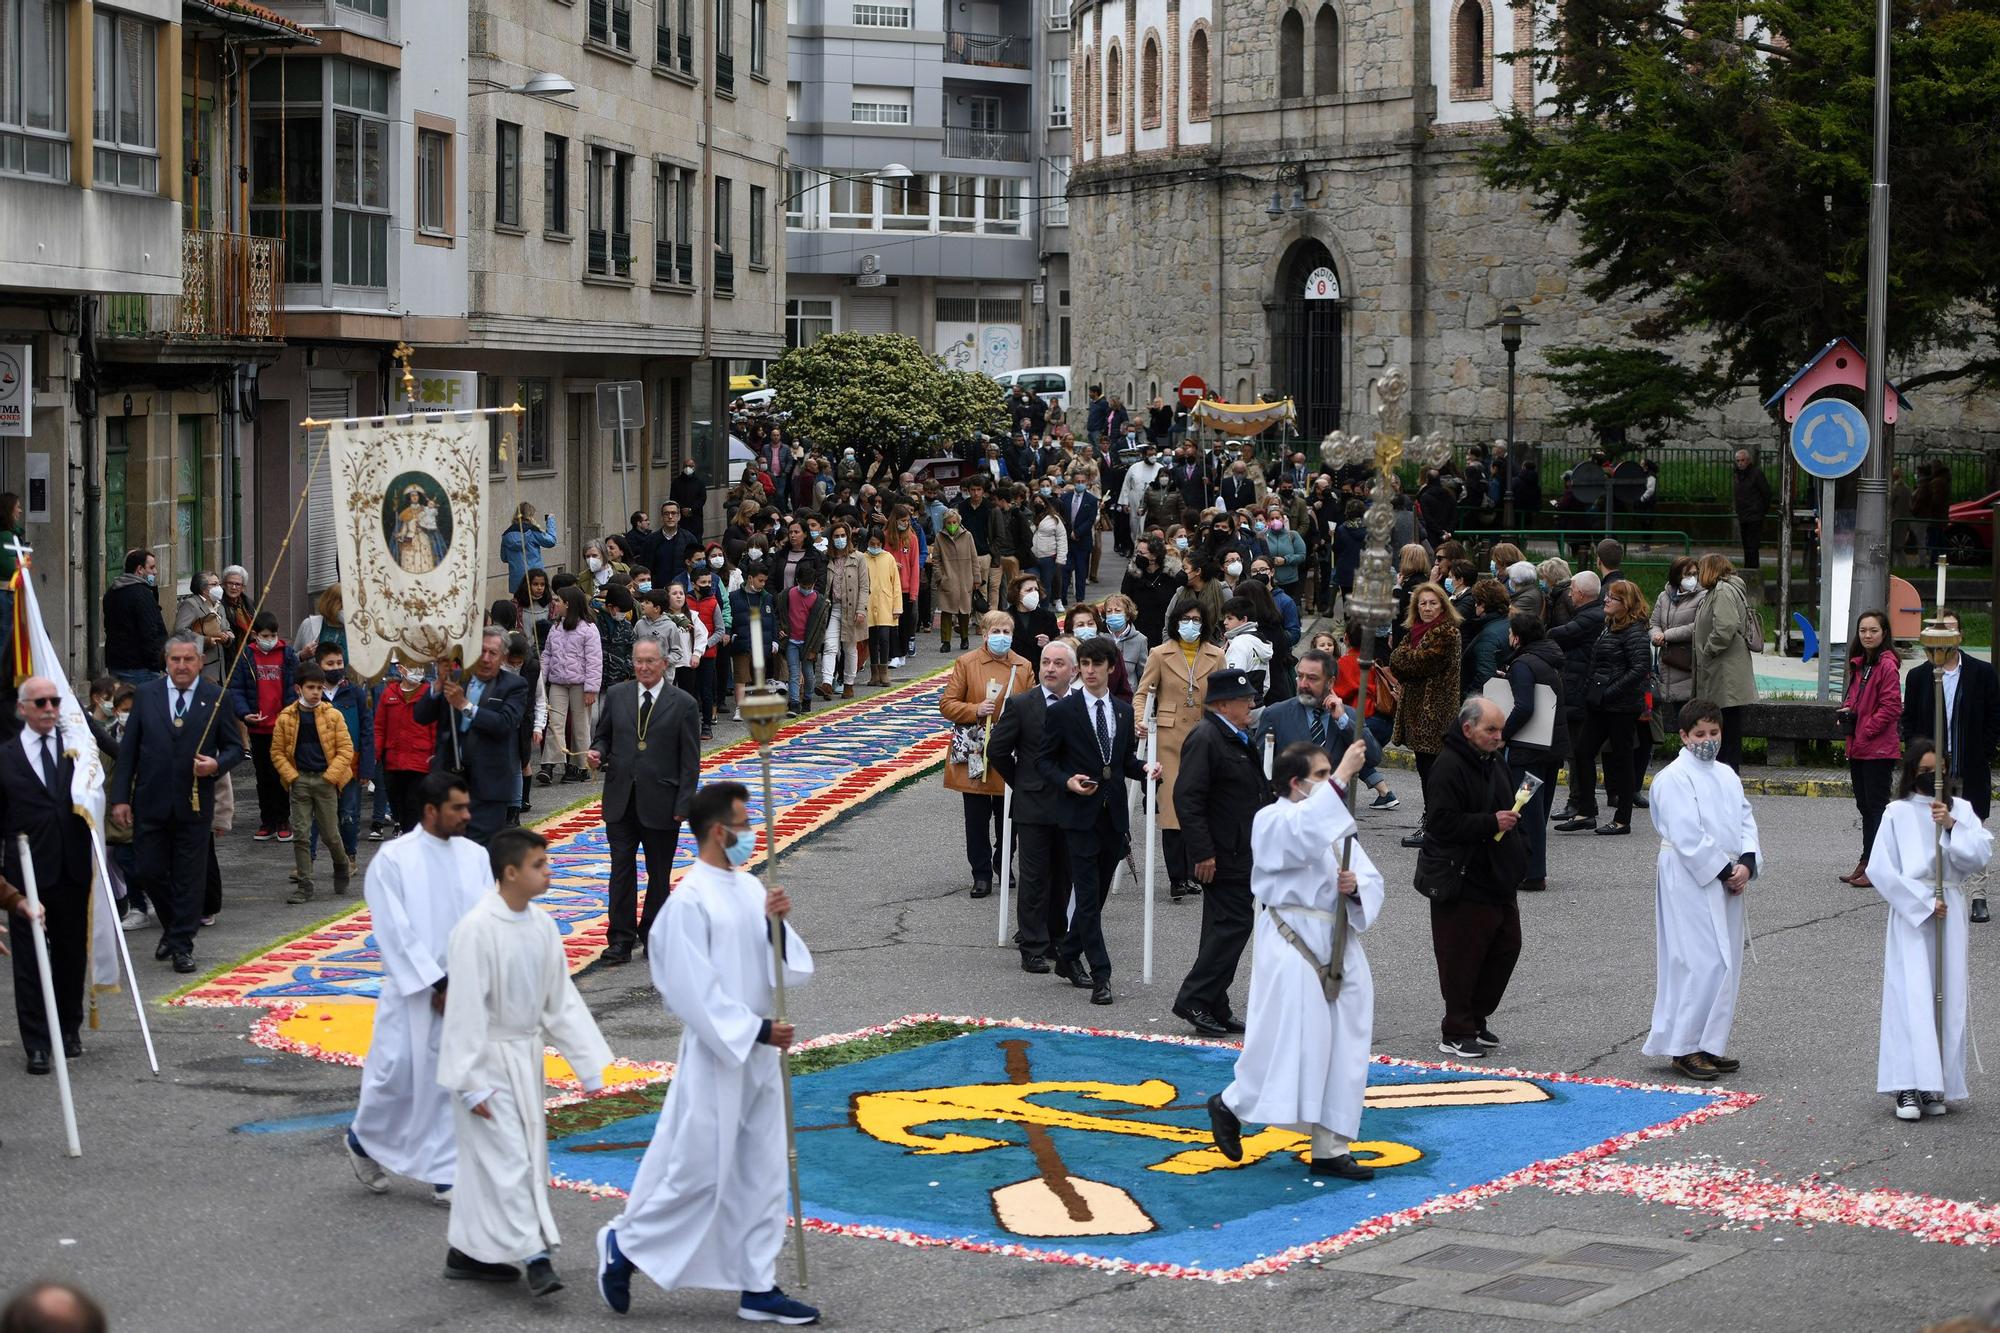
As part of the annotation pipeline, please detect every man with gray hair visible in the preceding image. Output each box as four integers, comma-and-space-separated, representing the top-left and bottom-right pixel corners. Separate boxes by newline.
414, 627, 530, 844
1549, 569, 1605, 823
1423, 696, 1530, 1059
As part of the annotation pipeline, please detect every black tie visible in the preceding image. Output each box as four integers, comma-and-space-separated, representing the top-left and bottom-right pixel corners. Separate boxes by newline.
1094, 699, 1113, 767
39, 735, 57, 792
1309, 708, 1326, 749
174, 690, 188, 721
638, 689, 654, 733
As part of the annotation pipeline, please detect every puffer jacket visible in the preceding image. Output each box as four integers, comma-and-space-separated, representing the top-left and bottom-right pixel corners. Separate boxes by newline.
1549, 593, 1604, 708
1501, 635, 1569, 765
272, 700, 356, 788
1842, 650, 1903, 761
541, 617, 603, 689
1584, 619, 1653, 715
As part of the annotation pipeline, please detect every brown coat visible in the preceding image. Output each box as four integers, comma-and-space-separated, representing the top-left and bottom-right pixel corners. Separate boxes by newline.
1131, 638, 1228, 830
1389, 619, 1463, 755
939, 645, 1036, 795
930, 526, 980, 616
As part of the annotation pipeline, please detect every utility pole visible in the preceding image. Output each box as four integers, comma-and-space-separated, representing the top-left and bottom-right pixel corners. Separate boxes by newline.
1850, 0, 1895, 634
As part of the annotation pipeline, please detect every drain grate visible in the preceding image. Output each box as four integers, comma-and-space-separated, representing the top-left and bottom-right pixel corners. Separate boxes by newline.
1553, 1242, 1681, 1273
1470, 1274, 1613, 1307
1407, 1244, 1538, 1275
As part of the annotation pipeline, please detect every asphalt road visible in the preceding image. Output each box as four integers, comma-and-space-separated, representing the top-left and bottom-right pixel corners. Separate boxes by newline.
1, 560, 1995, 1331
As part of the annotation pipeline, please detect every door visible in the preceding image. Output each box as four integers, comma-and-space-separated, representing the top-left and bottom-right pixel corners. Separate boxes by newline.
967, 96, 1001, 130
105, 419, 130, 576
567, 391, 593, 566
1269, 241, 1343, 440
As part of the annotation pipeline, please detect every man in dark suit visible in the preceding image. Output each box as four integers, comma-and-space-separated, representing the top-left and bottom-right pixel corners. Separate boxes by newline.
989, 640, 1076, 973
1901, 611, 1998, 823
588, 638, 700, 964
1037, 636, 1155, 1005
1218, 460, 1258, 514
414, 627, 530, 844
1171, 668, 1275, 1035
2, 678, 94, 1071
1061, 469, 1100, 606
110, 633, 244, 973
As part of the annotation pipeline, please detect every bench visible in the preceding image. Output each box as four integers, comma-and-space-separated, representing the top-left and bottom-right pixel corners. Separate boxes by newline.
1735, 700, 1847, 766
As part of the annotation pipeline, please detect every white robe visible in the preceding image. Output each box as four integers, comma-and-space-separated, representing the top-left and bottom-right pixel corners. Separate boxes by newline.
1868, 795, 1991, 1098
350, 829, 492, 1183
1643, 752, 1760, 1060
437, 893, 613, 1263
612, 860, 814, 1294
1222, 781, 1384, 1139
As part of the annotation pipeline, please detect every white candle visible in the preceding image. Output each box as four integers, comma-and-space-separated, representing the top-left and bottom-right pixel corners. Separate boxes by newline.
749, 606, 766, 685
1937, 559, 1947, 610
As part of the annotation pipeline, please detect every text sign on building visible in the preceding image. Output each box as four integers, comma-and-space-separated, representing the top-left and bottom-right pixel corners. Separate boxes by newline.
412, 369, 476, 412
1789, 398, 1869, 480
1303, 267, 1341, 301
0, 345, 31, 437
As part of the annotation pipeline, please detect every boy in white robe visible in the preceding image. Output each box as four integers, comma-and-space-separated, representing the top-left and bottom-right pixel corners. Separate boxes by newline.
346, 773, 493, 1203
436, 826, 613, 1297
1207, 738, 1381, 1180
1868, 741, 1993, 1119
1642, 699, 1760, 1083
595, 779, 819, 1326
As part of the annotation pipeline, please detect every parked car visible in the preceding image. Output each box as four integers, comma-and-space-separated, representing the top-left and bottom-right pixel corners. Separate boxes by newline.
991, 365, 1072, 412
1945, 489, 1999, 562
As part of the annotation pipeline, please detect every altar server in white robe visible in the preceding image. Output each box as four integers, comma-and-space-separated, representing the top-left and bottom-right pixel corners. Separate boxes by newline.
595, 780, 820, 1327
1206, 737, 1382, 1182
1868, 740, 1992, 1120
1642, 699, 1760, 1084
436, 826, 613, 1297
346, 773, 493, 1201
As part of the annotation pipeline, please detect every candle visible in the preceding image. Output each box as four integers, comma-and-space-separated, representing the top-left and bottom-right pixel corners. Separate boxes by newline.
748, 606, 766, 685
1937, 559, 1947, 610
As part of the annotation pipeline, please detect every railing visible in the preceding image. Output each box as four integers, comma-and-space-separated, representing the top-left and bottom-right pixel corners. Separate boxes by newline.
714, 250, 735, 294
101, 230, 286, 341
944, 126, 1031, 161
588, 229, 634, 278
654, 237, 694, 285
716, 51, 734, 93
945, 30, 1031, 68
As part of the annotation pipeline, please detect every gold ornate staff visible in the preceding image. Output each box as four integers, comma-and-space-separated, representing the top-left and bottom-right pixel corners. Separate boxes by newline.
1918, 558, 1960, 1046
741, 605, 808, 1289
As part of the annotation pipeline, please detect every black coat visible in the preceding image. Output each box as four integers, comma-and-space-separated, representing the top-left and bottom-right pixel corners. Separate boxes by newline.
591, 679, 700, 827
990, 687, 1064, 825
109, 677, 245, 824
1425, 728, 1530, 899
1584, 620, 1653, 714
103, 577, 167, 673
1010, 607, 1060, 673
413, 669, 531, 809
1548, 594, 1605, 707
649, 528, 702, 586
670, 471, 709, 534
0, 733, 93, 896
1036, 690, 1145, 835
1172, 713, 1274, 871
1121, 563, 1184, 645
1902, 653, 1999, 817
1501, 636, 1569, 765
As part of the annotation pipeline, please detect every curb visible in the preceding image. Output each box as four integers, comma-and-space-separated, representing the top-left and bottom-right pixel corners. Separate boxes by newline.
1366, 746, 1855, 799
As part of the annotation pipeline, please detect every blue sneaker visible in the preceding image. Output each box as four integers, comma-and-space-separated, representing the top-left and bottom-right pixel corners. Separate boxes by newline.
738, 1286, 820, 1324
596, 1225, 632, 1314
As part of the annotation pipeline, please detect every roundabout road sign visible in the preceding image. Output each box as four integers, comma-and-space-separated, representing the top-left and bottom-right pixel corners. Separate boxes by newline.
1789, 398, 1869, 480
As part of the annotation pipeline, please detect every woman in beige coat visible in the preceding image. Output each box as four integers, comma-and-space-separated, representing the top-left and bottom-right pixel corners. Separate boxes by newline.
938, 609, 1035, 897
1133, 599, 1229, 900
930, 512, 980, 652
820, 518, 871, 697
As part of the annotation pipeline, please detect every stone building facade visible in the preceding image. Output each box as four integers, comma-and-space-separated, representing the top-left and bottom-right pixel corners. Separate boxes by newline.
1065, 0, 1999, 452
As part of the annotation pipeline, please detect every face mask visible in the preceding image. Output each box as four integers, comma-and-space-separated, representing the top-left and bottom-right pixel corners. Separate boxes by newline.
637, 580, 652, 593
1040, 487, 1054, 499
833, 536, 849, 550
207, 585, 223, 601
1538, 578, 1549, 591
256, 636, 277, 652
945, 518, 960, 531
1174, 537, 1188, 551
986, 632, 1013, 655
724, 826, 758, 866
1178, 620, 1203, 643
1443, 577, 1457, 594
1226, 561, 1243, 578
695, 584, 712, 598
1269, 519, 1285, 533
1915, 772, 1937, 797
586, 556, 603, 572
1681, 576, 1699, 593
814, 537, 829, 552
867, 545, 883, 556
1073, 625, 1098, 640
709, 555, 726, 568
899, 521, 910, 530
1253, 522, 1268, 535
684, 464, 696, 474
1020, 590, 1041, 612
323, 668, 345, 684
1685, 737, 1722, 764
843, 449, 855, 459
144, 573, 157, 587
1105, 612, 1128, 633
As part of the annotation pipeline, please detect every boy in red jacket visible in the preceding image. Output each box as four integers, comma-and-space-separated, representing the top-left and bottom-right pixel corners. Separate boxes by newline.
228, 611, 298, 841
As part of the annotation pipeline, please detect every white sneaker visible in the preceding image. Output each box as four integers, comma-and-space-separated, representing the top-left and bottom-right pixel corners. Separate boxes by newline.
1921, 1092, 1948, 1117
732, 709, 743, 722
432, 1184, 454, 1206
119, 908, 149, 931
890, 657, 906, 668
346, 1133, 390, 1193
1894, 1089, 1923, 1121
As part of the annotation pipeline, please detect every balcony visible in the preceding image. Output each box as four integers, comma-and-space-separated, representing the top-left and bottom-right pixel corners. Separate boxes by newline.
589, 229, 634, 279
654, 237, 694, 286
101, 230, 286, 342
716, 51, 734, 93
945, 127, 1031, 162
945, 31, 1031, 68
714, 250, 735, 295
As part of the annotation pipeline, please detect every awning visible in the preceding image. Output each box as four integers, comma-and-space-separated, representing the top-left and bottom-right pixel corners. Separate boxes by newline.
182, 0, 321, 43
1190, 398, 1296, 437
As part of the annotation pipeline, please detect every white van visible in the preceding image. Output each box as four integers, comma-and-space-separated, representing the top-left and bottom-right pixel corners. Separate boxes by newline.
992, 365, 1072, 412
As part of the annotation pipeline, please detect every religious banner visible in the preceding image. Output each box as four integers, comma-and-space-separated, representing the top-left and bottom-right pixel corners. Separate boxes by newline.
327, 413, 486, 679
1190, 397, 1296, 437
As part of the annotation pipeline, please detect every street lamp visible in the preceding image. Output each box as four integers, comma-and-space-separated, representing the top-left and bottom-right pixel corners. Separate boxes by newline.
469, 71, 578, 99
1486, 302, 1537, 530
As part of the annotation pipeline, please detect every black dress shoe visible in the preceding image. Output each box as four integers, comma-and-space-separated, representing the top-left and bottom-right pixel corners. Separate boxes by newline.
1594, 821, 1631, 836
1974, 897, 1992, 925
970, 879, 993, 900
1090, 980, 1114, 1005
1400, 831, 1426, 848
155, 939, 173, 961
600, 945, 632, 966
1218, 1013, 1247, 1034
1311, 1153, 1376, 1181
1554, 815, 1597, 833
1551, 806, 1577, 821
1633, 793, 1650, 809
1206, 1092, 1243, 1162
62, 1033, 81, 1059
1020, 954, 1052, 974
24, 1050, 50, 1076
172, 952, 197, 974
1172, 1002, 1232, 1037
1053, 955, 1093, 988
1519, 877, 1547, 892
443, 1247, 520, 1283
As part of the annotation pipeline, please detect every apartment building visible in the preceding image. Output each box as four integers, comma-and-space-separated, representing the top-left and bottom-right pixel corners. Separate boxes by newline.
784, 0, 1070, 375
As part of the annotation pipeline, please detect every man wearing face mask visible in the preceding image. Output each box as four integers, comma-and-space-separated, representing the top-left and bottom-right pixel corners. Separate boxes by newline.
104, 549, 170, 686
1218, 462, 1258, 515
228, 610, 300, 841
938, 612, 1034, 899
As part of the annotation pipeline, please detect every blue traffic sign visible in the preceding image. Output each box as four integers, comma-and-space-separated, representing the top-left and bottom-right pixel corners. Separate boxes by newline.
1789, 398, 1869, 479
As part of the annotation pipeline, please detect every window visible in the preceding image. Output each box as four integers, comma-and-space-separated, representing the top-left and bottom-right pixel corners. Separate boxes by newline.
1047, 0, 1069, 29
93, 10, 157, 192
335, 0, 387, 15
850, 86, 912, 124
714, 176, 733, 253
1188, 26, 1211, 120
750, 0, 768, 74
1105, 43, 1121, 134
749, 183, 766, 266
1058, 315, 1070, 364
1044, 155, 1069, 227
417, 127, 449, 234
656, 162, 692, 283
520, 379, 553, 471
1279, 10, 1305, 97
657, 0, 692, 68
249, 60, 324, 283
1313, 5, 1339, 95
589, 0, 634, 51
483, 375, 508, 475
543, 133, 569, 234
881, 171, 929, 230
1452, 0, 1490, 97
785, 166, 812, 229
786, 298, 834, 348
1048, 58, 1069, 127
937, 173, 976, 232
981, 177, 1022, 235
1079, 53, 1092, 144
1139, 34, 1160, 129
495, 120, 521, 228
1, 0, 67, 181
587, 145, 633, 277
331, 63, 390, 287
716, 0, 734, 90
828, 175, 873, 229
852, 3, 910, 26
787, 81, 800, 120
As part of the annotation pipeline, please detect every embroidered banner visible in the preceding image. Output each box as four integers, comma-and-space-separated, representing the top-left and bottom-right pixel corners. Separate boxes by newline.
327, 414, 486, 679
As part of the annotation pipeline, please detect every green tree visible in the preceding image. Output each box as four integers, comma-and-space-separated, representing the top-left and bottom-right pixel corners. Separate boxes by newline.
1481, 0, 2000, 429
766, 333, 1006, 460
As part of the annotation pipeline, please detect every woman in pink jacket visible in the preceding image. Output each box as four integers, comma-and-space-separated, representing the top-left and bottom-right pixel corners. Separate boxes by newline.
538, 585, 602, 785
1839, 608, 1903, 888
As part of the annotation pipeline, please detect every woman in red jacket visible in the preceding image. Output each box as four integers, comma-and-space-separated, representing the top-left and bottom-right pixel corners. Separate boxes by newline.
1839, 609, 1903, 887
373, 664, 438, 833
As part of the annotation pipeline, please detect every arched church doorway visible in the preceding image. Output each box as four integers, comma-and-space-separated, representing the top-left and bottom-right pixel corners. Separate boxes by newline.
1269, 240, 1344, 440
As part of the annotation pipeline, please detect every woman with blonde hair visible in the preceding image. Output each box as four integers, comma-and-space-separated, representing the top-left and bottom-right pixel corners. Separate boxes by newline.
1388, 581, 1462, 844
1692, 553, 1760, 769
1558, 579, 1656, 835
1391, 543, 1432, 644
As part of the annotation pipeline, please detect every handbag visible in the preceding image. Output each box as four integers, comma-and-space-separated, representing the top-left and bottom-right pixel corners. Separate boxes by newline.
1660, 640, 1693, 672
1413, 838, 1469, 904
